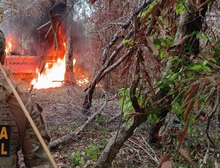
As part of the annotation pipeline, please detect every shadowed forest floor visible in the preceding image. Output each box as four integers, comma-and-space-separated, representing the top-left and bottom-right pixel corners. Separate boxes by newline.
32, 85, 154, 168
28, 84, 219, 168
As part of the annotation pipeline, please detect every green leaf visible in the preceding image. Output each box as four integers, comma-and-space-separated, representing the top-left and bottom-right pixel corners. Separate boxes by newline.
140, 3, 156, 17
168, 56, 178, 62
159, 50, 165, 58
171, 101, 182, 115
202, 60, 208, 66
196, 32, 211, 42
147, 113, 157, 124
118, 88, 145, 120
213, 40, 220, 56
188, 64, 211, 73
123, 39, 135, 46
85, 144, 100, 161
71, 151, 85, 166
175, 0, 186, 15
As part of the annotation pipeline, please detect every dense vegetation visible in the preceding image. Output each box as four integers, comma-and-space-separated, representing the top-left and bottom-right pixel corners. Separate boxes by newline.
85, 0, 220, 167
0, 0, 219, 167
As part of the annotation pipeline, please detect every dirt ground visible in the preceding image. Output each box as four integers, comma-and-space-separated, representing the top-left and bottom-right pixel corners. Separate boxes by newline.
20, 83, 219, 168
21, 83, 217, 168
9, 75, 159, 167
31, 84, 122, 167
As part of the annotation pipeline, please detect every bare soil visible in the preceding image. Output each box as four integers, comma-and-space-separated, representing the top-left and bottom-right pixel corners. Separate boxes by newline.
31, 84, 141, 168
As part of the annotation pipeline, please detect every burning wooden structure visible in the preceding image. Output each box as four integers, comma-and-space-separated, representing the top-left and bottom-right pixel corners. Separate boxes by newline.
4, 55, 40, 81
1, 0, 91, 89
2, 2, 73, 89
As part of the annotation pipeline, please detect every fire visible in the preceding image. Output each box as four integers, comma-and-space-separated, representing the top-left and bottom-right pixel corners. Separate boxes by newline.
31, 26, 67, 89
73, 58, 76, 65
32, 57, 66, 89
72, 58, 90, 86
5, 29, 90, 89
77, 77, 89, 86
5, 36, 13, 55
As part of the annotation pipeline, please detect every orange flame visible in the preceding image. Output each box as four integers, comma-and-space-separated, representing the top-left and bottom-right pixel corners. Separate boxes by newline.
77, 77, 89, 86
5, 36, 13, 55
32, 57, 66, 89
72, 58, 90, 86
31, 27, 67, 89
6, 28, 90, 89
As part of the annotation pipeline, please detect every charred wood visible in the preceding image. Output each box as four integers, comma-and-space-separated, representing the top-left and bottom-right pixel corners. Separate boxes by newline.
65, 26, 75, 83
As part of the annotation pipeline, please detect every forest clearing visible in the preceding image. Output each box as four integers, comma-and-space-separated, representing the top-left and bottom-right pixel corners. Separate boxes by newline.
0, 0, 220, 167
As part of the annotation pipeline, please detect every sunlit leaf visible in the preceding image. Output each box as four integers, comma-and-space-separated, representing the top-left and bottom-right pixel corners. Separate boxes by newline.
123, 39, 135, 47
175, 0, 185, 15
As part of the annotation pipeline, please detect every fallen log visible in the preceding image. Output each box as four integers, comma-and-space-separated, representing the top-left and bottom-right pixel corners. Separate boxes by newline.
94, 115, 147, 168
108, 112, 122, 123
49, 94, 108, 149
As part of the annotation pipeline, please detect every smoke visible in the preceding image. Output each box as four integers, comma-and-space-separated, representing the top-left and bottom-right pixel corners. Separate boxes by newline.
0, 2, 92, 78
0, 3, 87, 54
0, 15, 38, 55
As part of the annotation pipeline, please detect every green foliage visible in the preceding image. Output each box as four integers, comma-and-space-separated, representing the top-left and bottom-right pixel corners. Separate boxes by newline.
85, 144, 100, 161
196, 32, 211, 43
70, 144, 100, 166
154, 36, 174, 48
147, 113, 158, 124
171, 99, 182, 115
118, 88, 159, 124
156, 54, 213, 94
119, 88, 144, 121
140, 3, 156, 18
119, 88, 133, 119
156, 70, 180, 90
175, 0, 186, 15
71, 151, 85, 166
123, 39, 135, 47
138, 123, 148, 131
153, 36, 174, 58
213, 39, 220, 56
188, 61, 211, 73
117, 1, 219, 166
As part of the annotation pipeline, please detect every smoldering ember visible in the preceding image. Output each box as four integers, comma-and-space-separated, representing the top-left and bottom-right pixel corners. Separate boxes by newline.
0, 0, 219, 168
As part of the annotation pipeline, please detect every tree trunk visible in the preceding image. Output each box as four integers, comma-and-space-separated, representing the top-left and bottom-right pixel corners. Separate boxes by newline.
174, 0, 208, 56
65, 32, 75, 83
94, 117, 146, 168
64, 3, 75, 83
